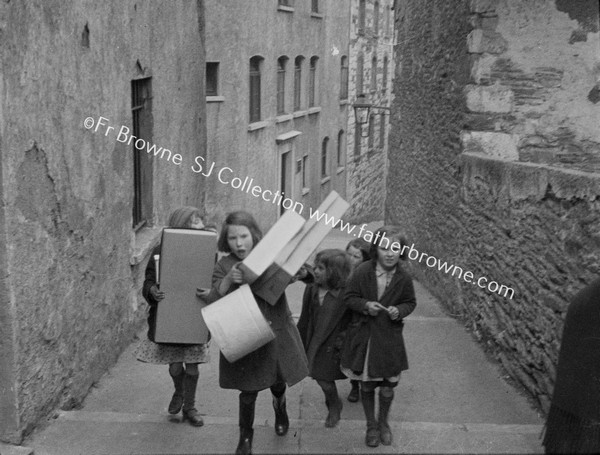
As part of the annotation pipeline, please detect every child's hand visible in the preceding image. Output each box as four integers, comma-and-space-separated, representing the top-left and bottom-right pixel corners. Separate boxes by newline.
150, 285, 165, 301
291, 265, 308, 283
387, 306, 400, 320
365, 301, 386, 316
229, 263, 244, 284
196, 288, 211, 300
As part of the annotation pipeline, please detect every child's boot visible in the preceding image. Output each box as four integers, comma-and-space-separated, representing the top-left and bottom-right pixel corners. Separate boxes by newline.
361, 389, 379, 447
347, 380, 360, 402
272, 392, 289, 436
236, 393, 256, 455
324, 386, 343, 428
168, 370, 185, 414
378, 389, 394, 446
181, 372, 204, 427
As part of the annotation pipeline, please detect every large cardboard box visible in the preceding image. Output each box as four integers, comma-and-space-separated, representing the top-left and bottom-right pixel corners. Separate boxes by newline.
155, 228, 217, 344
251, 191, 349, 304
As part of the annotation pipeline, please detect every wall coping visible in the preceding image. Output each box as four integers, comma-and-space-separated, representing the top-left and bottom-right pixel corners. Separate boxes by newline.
460, 152, 600, 203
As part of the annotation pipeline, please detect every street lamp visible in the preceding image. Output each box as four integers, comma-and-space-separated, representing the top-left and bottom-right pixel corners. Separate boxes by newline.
352, 93, 391, 137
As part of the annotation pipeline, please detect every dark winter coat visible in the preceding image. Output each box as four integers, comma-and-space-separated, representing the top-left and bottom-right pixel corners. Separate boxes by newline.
297, 284, 351, 381
542, 277, 600, 454
142, 245, 162, 342
206, 254, 309, 392
340, 260, 416, 378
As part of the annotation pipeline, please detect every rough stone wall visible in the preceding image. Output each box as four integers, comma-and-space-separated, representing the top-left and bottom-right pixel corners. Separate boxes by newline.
388, 0, 600, 413
0, 0, 206, 441
346, 0, 394, 223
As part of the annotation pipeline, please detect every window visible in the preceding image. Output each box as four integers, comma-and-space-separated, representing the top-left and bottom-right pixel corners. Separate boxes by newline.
321, 137, 329, 178
379, 113, 386, 149
309, 56, 318, 108
294, 56, 304, 111
382, 55, 388, 93
278, 0, 293, 6
311, 0, 319, 13
206, 62, 219, 96
374, 1, 380, 36
358, 0, 366, 34
249, 56, 263, 123
368, 114, 375, 149
357, 53, 364, 95
131, 77, 153, 228
354, 123, 361, 158
371, 55, 377, 92
277, 56, 288, 115
302, 155, 309, 188
340, 55, 348, 100
385, 5, 391, 36
337, 130, 344, 166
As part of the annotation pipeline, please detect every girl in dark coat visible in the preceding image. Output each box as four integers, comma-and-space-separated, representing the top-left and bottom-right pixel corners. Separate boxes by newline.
344, 238, 370, 402
200, 211, 308, 455
135, 206, 213, 427
340, 226, 416, 448
297, 249, 352, 428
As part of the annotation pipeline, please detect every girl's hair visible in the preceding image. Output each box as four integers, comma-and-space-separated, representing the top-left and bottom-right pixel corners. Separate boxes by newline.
167, 206, 203, 229
217, 211, 263, 253
369, 225, 408, 261
315, 249, 352, 290
346, 238, 370, 262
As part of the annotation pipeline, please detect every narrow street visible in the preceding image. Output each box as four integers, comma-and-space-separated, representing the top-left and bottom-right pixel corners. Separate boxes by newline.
21, 224, 544, 455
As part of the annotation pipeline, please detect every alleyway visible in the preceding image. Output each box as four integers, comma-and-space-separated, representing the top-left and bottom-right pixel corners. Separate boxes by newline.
20, 223, 544, 455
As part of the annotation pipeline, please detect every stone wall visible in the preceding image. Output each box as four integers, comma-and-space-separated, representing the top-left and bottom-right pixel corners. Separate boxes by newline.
0, 0, 206, 442
388, 0, 600, 413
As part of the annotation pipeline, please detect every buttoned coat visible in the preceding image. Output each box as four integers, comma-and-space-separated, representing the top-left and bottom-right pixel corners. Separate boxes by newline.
340, 260, 416, 378
297, 284, 351, 381
206, 254, 308, 392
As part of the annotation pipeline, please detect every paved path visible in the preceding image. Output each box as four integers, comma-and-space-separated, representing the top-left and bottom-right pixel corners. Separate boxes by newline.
19, 222, 545, 454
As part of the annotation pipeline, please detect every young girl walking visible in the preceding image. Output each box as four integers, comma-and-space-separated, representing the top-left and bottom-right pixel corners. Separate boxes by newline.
297, 249, 352, 428
134, 206, 212, 427
340, 226, 416, 448
200, 211, 308, 455
344, 238, 370, 402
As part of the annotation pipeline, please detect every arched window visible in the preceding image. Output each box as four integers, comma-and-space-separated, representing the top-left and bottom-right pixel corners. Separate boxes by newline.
358, 0, 366, 34
337, 130, 345, 167
249, 56, 263, 123
371, 55, 377, 92
321, 137, 329, 178
357, 52, 364, 95
379, 113, 386, 149
382, 55, 388, 93
340, 55, 348, 100
294, 56, 304, 111
309, 56, 318, 108
354, 123, 361, 158
374, 1, 380, 36
368, 114, 375, 149
277, 56, 288, 115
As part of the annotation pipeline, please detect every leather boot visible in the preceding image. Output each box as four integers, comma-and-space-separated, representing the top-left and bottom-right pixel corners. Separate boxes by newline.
235, 428, 254, 455
323, 386, 342, 428
182, 373, 204, 427
272, 393, 289, 436
168, 370, 185, 414
236, 393, 256, 455
378, 391, 394, 446
361, 389, 379, 447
